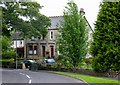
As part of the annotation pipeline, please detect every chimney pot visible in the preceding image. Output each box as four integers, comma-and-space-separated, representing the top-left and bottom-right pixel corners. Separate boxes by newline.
80, 8, 85, 16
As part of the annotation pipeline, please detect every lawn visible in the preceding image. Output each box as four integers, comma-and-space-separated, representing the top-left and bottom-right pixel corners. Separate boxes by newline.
54, 71, 119, 84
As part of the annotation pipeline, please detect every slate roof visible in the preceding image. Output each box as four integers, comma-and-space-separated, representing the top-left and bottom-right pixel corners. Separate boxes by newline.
48, 16, 63, 30
12, 16, 93, 39
48, 16, 93, 32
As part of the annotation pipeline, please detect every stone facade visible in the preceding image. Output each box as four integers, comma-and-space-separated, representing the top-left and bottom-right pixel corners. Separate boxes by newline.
13, 16, 93, 59
21, 16, 62, 59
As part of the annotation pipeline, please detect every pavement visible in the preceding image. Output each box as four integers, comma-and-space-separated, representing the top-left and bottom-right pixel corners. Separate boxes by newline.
0, 68, 88, 85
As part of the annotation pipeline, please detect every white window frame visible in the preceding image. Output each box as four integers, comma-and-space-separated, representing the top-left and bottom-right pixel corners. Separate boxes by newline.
50, 31, 54, 40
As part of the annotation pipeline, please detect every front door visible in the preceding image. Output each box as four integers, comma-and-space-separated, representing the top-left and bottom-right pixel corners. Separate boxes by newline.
42, 46, 45, 57
50, 46, 54, 57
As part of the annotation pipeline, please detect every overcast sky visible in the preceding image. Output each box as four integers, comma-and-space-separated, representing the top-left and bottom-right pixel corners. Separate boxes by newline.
34, 0, 101, 29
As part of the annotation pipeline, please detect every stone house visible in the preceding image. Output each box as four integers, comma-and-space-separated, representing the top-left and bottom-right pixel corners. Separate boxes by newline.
13, 16, 63, 59
24, 16, 63, 59
13, 9, 93, 59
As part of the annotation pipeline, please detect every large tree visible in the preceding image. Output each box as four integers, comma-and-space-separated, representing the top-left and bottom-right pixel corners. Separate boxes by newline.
90, 2, 120, 72
58, 1, 88, 68
0, 1, 51, 59
1, 1, 51, 38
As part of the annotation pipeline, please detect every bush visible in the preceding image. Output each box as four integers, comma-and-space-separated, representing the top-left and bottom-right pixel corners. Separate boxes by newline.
56, 55, 73, 68
2, 50, 16, 59
92, 55, 110, 72
85, 57, 92, 65
0, 59, 15, 68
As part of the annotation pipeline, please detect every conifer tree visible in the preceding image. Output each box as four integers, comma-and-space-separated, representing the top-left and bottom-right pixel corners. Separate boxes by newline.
90, 2, 120, 72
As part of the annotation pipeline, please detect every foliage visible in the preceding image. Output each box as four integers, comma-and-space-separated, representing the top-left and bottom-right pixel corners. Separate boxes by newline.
1, 1, 51, 38
58, 1, 88, 68
0, 1, 51, 61
0, 36, 15, 59
2, 50, 15, 59
85, 57, 92, 65
56, 55, 73, 68
90, 2, 120, 72
31, 14, 51, 39
0, 58, 15, 68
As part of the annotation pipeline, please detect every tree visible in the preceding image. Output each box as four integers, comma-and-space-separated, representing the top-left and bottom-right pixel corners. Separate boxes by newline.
0, 1, 51, 60
0, 36, 15, 59
1, 1, 51, 38
31, 14, 51, 39
58, 1, 88, 68
90, 2, 120, 72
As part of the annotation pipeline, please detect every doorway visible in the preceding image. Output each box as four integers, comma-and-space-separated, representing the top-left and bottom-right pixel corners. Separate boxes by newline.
42, 46, 45, 57
50, 46, 54, 57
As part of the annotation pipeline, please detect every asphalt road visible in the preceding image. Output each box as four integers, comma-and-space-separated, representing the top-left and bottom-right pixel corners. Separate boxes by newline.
1, 68, 88, 85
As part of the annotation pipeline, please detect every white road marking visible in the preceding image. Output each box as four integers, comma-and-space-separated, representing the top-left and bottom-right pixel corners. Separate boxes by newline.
19, 73, 32, 84
29, 79, 32, 84
26, 75, 30, 79
19, 73, 25, 75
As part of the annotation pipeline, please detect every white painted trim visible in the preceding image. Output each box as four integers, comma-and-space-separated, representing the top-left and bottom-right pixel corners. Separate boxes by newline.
50, 31, 54, 40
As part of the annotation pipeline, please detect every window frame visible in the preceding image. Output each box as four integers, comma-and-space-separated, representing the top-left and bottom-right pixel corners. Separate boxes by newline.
28, 45, 38, 55
50, 31, 54, 40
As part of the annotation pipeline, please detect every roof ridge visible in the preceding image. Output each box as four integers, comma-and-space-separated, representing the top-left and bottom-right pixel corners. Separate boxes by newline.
49, 16, 62, 18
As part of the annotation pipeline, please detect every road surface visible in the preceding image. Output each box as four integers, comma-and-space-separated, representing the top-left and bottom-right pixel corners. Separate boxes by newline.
1, 68, 88, 85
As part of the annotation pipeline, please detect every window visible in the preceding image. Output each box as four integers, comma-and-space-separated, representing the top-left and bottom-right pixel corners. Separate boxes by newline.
29, 46, 33, 54
20, 41, 22, 45
50, 31, 54, 40
20, 41, 22, 47
28, 45, 38, 55
34, 46, 37, 55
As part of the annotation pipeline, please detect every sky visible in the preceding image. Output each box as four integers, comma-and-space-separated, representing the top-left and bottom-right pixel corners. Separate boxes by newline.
34, 0, 101, 29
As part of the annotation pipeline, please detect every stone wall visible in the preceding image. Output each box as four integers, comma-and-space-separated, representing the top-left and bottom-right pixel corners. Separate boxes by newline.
38, 66, 120, 79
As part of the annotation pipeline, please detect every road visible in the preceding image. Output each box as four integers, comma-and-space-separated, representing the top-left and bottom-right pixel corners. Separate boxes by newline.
1, 68, 88, 85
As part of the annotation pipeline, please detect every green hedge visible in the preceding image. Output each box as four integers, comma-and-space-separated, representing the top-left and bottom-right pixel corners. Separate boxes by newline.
0, 59, 15, 68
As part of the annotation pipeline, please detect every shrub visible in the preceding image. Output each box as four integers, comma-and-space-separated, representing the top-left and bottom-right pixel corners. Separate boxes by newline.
2, 50, 16, 59
85, 57, 92, 67
92, 55, 110, 72
0, 59, 15, 68
56, 55, 73, 68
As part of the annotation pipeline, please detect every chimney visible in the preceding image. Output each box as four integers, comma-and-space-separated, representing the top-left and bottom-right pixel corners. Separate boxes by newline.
80, 8, 85, 16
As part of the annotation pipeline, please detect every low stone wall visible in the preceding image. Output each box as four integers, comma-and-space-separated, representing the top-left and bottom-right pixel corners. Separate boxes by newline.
73, 69, 119, 79
38, 66, 120, 79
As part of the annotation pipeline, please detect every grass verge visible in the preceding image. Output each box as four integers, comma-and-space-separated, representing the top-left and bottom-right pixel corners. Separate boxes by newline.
53, 71, 119, 84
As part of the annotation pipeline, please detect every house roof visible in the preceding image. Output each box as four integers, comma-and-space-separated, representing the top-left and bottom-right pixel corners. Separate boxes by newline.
48, 16, 93, 32
12, 16, 93, 39
48, 16, 63, 30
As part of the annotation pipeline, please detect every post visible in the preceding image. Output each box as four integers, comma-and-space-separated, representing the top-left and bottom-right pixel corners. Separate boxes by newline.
15, 32, 18, 69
